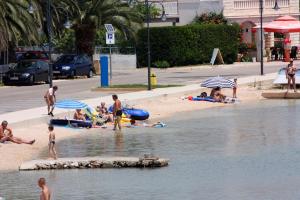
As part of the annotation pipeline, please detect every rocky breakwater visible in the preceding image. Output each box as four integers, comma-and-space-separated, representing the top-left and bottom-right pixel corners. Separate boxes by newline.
19, 156, 169, 171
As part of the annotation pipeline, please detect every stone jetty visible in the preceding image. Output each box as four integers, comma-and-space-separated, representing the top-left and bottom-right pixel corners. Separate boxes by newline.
19, 156, 169, 171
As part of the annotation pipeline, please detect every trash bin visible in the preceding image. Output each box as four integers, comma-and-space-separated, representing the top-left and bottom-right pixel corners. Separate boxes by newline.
100, 56, 109, 87
150, 73, 157, 86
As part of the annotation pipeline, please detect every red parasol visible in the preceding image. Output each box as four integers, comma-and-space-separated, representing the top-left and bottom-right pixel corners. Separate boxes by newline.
253, 16, 300, 33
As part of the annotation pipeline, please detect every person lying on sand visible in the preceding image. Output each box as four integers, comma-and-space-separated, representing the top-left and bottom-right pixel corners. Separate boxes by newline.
125, 119, 139, 128
125, 119, 166, 128
0, 120, 35, 144
73, 109, 86, 121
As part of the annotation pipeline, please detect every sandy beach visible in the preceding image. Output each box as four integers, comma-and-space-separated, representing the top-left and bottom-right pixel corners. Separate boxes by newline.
0, 84, 265, 171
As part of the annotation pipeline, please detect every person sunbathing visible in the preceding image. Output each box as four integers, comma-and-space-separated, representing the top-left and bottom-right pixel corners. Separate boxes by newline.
97, 102, 113, 122
73, 109, 86, 121
0, 120, 35, 144
210, 87, 226, 102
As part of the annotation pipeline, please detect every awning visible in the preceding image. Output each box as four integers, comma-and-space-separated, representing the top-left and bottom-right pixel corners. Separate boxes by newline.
253, 15, 300, 33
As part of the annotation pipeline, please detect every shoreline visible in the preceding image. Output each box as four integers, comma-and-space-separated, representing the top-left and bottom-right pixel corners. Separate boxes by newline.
0, 84, 266, 172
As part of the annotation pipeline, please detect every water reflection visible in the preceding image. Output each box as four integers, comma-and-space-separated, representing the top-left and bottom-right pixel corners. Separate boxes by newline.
1, 100, 300, 199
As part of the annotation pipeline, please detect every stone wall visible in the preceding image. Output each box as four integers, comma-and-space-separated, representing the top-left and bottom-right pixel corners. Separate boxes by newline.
19, 156, 169, 171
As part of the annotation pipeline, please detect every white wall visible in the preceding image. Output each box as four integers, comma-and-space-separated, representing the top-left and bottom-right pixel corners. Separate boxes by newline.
94, 54, 137, 71
177, 0, 222, 25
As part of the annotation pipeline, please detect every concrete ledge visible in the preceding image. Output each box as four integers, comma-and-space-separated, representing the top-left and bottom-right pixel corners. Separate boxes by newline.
262, 92, 300, 99
19, 156, 169, 171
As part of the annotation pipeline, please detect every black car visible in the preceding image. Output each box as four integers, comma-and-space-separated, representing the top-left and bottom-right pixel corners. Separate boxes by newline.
3, 60, 49, 85
52, 54, 93, 78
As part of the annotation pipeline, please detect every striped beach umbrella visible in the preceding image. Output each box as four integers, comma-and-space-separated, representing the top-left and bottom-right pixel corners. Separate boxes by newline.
201, 76, 235, 88
55, 99, 88, 109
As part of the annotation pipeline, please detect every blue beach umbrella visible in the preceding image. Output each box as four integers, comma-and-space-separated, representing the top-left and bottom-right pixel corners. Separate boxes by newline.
201, 76, 235, 88
54, 99, 88, 109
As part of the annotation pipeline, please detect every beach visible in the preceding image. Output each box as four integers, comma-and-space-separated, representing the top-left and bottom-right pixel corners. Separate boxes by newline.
0, 84, 266, 171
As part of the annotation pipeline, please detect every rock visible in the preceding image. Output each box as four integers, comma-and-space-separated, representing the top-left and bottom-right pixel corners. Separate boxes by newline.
19, 156, 169, 171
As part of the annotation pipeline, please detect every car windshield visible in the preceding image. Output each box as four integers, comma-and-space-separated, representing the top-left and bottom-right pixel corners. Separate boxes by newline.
15, 61, 37, 69
56, 55, 75, 63
21, 52, 47, 60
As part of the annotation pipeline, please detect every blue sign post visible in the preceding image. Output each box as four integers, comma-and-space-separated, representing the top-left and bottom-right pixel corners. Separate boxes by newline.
100, 56, 109, 87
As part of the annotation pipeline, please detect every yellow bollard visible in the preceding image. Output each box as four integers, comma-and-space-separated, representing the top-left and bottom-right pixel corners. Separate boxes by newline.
150, 73, 157, 86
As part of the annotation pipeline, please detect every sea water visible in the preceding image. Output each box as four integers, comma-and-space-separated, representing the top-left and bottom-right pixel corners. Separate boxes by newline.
1, 100, 300, 200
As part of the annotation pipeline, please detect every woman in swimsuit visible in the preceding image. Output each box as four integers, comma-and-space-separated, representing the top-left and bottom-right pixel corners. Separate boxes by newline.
286, 59, 297, 92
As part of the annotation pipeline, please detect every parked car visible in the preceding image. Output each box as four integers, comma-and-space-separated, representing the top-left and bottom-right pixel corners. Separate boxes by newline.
16, 51, 49, 62
52, 54, 93, 78
3, 60, 49, 85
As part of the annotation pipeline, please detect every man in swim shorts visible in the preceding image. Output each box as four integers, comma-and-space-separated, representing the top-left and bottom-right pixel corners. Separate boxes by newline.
0, 120, 35, 144
44, 85, 58, 116
112, 94, 122, 131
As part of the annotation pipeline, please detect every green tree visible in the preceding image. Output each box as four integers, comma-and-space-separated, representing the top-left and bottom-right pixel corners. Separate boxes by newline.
31, 0, 78, 40
192, 12, 228, 25
53, 29, 76, 53
0, 0, 41, 61
71, 0, 143, 56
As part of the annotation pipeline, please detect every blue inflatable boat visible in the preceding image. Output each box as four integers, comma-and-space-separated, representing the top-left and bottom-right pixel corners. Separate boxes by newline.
109, 106, 150, 120
50, 119, 93, 128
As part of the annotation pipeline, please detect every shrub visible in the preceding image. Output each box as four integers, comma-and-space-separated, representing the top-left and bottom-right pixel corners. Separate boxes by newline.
192, 12, 228, 25
153, 60, 170, 68
136, 24, 239, 67
238, 42, 248, 54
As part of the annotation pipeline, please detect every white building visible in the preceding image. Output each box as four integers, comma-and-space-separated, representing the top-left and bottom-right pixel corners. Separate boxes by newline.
160, 0, 300, 60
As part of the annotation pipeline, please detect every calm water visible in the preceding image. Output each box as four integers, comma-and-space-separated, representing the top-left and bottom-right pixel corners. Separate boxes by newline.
1, 100, 300, 200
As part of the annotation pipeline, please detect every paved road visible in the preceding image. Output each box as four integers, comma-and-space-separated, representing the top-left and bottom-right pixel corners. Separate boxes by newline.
0, 61, 290, 115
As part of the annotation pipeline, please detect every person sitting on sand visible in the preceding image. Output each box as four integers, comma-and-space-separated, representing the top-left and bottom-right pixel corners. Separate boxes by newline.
97, 102, 113, 122
210, 87, 226, 102
73, 109, 86, 121
38, 178, 51, 200
0, 120, 35, 144
48, 125, 57, 160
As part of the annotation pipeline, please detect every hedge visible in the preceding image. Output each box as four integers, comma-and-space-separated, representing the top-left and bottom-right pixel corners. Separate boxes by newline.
136, 24, 240, 67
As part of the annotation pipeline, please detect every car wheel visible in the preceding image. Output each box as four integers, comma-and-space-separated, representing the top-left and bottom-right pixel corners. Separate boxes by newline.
87, 70, 93, 78
45, 75, 50, 84
29, 75, 35, 85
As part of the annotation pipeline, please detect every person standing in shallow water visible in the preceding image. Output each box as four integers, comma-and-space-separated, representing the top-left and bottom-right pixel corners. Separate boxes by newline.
112, 94, 122, 131
286, 59, 297, 93
38, 178, 51, 200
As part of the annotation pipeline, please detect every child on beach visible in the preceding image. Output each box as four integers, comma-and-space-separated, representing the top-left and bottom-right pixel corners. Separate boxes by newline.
233, 78, 237, 98
48, 125, 57, 160
38, 178, 51, 200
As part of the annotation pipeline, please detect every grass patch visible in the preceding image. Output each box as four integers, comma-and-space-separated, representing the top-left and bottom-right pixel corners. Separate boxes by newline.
109, 84, 183, 89
0, 83, 4, 87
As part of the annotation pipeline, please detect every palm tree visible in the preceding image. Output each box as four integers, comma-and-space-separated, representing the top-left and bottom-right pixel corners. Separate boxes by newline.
31, 0, 78, 36
72, 0, 143, 55
0, 0, 41, 53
